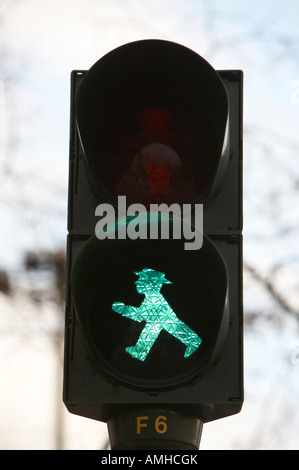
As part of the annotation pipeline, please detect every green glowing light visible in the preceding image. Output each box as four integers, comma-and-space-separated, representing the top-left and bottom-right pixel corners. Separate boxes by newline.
112, 268, 202, 361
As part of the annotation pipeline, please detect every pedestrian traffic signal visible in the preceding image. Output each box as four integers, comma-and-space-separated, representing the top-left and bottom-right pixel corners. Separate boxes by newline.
70, 220, 229, 392
63, 39, 243, 449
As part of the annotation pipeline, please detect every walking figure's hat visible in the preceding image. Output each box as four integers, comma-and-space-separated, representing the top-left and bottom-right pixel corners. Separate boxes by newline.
134, 268, 172, 285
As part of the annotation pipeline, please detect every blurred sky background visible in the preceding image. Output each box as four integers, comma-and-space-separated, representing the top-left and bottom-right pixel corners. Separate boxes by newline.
0, 0, 299, 450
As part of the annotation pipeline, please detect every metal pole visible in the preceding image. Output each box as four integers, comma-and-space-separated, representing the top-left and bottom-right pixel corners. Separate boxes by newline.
107, 409, 203, 450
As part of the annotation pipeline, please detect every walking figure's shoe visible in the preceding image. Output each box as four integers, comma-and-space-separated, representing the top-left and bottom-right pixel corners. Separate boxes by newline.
112, 268, 202, 361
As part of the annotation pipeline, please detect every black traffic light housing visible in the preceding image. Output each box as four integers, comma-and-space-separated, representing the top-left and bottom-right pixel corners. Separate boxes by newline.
63, 39, 243, 446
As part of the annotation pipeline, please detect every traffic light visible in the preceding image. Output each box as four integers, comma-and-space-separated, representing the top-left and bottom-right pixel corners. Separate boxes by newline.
63, 39, 243, 450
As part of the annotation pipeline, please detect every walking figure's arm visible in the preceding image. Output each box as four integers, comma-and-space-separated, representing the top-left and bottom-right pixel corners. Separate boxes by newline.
112, 302, 143, 322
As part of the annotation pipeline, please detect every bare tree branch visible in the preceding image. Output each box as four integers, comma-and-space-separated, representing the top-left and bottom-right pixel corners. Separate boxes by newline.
244, 262, 299, 321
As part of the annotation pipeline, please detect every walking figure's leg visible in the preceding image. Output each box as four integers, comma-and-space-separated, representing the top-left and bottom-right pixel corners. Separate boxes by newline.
163, 318, 202, 358
126, 322, 162, 361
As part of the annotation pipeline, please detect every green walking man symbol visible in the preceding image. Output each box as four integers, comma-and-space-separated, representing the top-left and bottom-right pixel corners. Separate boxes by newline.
112, 268, 202, 361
